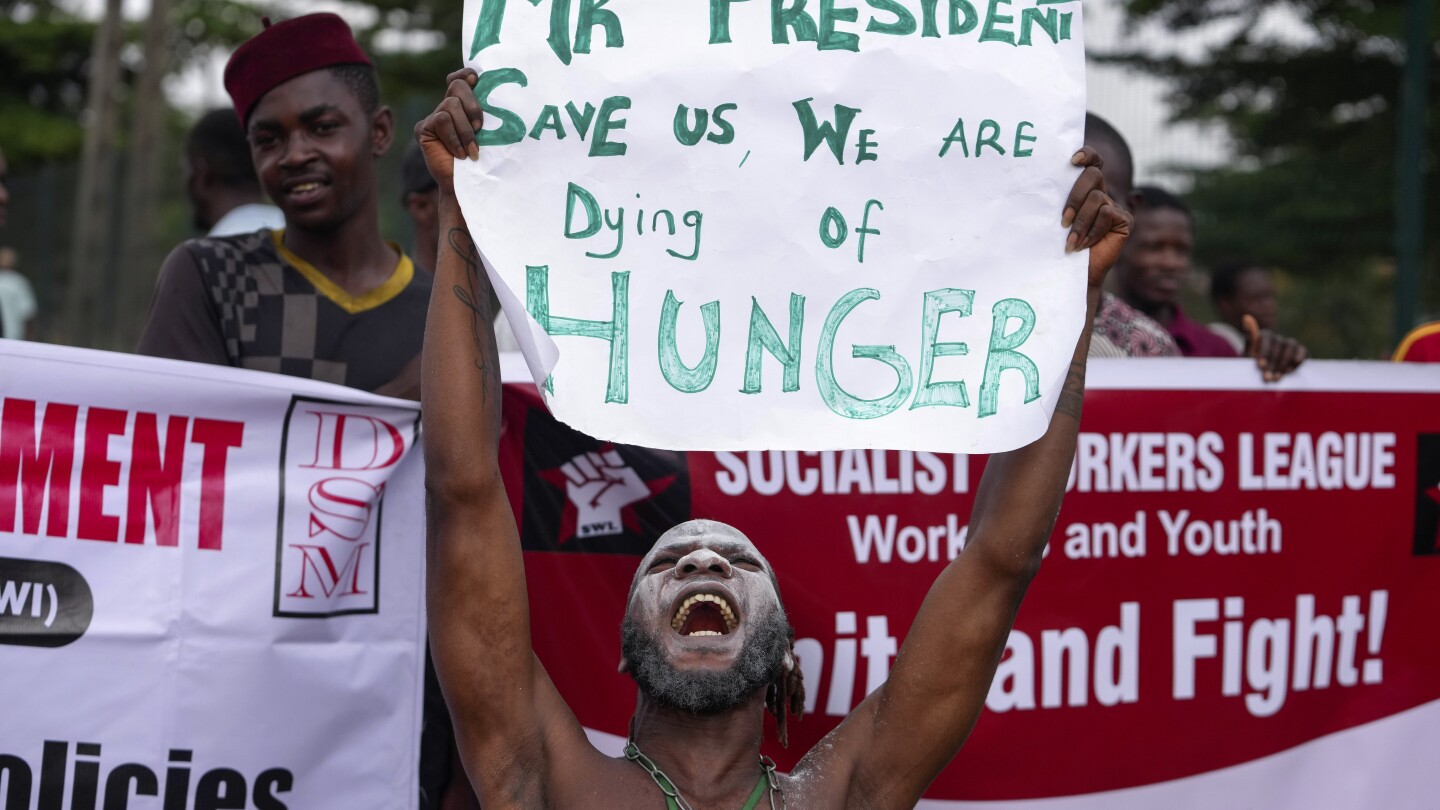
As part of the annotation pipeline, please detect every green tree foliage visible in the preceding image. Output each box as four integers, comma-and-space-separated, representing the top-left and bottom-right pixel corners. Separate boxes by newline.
169, 0, 275, 73
0, 0, 462, 163
352, 0, 464, 109
1101, 0, 1440, 355
0, 4, 96, 164
0, 0, 273, 167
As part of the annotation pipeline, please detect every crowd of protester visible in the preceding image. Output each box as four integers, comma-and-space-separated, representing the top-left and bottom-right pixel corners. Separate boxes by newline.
0, 10, 1436, 808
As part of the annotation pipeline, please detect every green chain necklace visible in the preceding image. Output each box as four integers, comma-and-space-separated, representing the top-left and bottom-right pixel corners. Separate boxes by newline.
624, 739, 784, 810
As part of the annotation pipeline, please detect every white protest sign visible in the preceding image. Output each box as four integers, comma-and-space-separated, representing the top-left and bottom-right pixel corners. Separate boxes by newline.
454, 0, 1087, 452
0, 341, 426, 809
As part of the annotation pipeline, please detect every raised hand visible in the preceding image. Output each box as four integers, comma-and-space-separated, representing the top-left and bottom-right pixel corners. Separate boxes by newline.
1060, 146, 1133, 287
1243, 314, 1308, 382
414, 68, 483, 188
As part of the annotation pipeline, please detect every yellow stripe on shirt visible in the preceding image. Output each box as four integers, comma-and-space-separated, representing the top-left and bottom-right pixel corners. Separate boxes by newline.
272, 230, 414, 315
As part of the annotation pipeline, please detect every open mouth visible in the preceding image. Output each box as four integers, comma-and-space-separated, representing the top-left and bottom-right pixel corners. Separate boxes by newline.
282, 177, 330, 204
671, 592, 738, 637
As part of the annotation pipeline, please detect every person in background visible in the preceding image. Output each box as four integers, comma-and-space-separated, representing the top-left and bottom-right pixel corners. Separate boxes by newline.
1394, 321, 1440, 363
138, 13, 430, 400
401, 142, 440, 272
1208, 259, 1279, 354
1115, 186, 1307, 380
185, 108, 285, 237
1081, 114, 1180, 358
1114, 186, 1236, 356
0, 246, 36, 340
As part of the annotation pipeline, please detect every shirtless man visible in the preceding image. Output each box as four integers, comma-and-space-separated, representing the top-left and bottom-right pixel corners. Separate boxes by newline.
418, 69, 1131, 809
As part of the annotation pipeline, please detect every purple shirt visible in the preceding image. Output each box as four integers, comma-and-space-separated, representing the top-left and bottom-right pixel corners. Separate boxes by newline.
1168, 306, 1240, 358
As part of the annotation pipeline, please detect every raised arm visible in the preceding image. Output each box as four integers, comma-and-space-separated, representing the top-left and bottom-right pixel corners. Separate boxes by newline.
810, 149, 1131, 806
417, 69, 587, 804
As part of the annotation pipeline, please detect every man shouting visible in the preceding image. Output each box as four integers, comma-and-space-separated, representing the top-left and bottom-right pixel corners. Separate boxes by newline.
418, 69, 1131, 809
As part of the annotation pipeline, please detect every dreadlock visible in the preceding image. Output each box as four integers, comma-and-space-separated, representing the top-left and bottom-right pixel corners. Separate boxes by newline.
765, 642, 806, 747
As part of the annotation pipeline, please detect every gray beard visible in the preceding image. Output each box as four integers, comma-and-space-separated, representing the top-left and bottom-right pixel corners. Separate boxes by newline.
621, 608, 792, 715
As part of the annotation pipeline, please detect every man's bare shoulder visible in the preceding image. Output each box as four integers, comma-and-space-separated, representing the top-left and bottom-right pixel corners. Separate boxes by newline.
779, 769, 857, 810
784, 706, 903, 809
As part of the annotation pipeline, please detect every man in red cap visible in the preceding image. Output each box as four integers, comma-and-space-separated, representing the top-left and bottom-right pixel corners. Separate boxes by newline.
138, 15, 468, 809
138, 13, 429, 399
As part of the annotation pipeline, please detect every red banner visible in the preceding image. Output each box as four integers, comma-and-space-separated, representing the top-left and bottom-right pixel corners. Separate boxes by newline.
498, 360, 1440, 804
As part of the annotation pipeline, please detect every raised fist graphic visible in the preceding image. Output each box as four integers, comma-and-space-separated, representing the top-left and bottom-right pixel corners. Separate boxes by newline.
560, 449, 650, 538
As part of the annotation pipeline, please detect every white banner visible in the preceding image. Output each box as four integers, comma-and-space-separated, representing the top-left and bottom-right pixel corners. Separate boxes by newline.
0, 340, 425, 810
582, 701, 1440, 810
495, 353, 1440, 809
457, 0, 1088, 453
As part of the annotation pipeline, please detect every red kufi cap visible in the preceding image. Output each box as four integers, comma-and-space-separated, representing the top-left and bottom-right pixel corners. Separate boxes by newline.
224, 13, 372, 126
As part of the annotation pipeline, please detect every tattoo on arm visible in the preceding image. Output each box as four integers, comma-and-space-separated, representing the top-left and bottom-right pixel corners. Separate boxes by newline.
1054, 358, 1086, 421
446, 228, 497, 404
